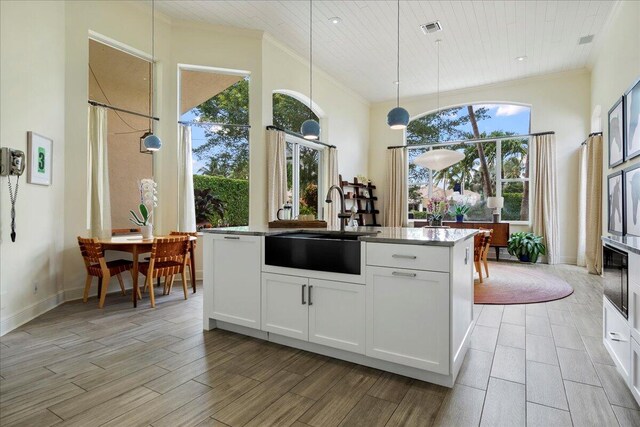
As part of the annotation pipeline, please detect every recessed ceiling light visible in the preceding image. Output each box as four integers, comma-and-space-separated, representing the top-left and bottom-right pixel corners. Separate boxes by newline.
329, 17, 342, 24
516, 56, 527, 62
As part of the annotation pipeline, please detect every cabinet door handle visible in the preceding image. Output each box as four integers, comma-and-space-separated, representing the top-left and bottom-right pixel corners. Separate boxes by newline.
308, 285, 313, 306
609, 332, 627, 342
301, 284, 307, 305
392, 254, 417, 260
223, 236, 240, 240
392, 271, 417, 278
465, 247, 469, 265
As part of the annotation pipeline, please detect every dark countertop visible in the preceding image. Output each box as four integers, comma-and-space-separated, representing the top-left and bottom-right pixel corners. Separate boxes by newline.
203, 226, 478, 247
602, 235, 640, 255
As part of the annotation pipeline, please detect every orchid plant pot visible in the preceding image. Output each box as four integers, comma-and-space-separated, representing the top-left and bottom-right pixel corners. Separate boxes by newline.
140, 224, 153, 239
456, 215, 464, 222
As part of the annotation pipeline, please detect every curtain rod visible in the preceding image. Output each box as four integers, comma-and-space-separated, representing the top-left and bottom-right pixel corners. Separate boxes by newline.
179, 121, 251, 129
88, 100, 159, 121
387, 131, 551, 150
581, 131, 603, 146
266, 125, 336, 148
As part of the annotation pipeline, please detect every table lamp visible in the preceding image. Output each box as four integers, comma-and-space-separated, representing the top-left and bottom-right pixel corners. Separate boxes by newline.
486, 196, 504, 223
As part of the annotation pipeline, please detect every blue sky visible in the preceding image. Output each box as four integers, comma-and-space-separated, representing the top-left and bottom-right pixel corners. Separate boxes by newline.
183, 102, 531, 174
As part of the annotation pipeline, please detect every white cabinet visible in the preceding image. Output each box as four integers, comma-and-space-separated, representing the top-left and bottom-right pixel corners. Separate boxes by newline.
262, 273, 309, 340
211, 235, 261, 329
631, 338, 640, 403
604, 297, 631, 379
308, 279, 365, 354
366, 243, 449, 272
366, 266, 450, 374
261, 273, 366, 354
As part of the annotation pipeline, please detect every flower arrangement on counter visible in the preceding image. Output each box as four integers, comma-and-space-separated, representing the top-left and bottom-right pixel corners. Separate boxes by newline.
424, 197, 451, 225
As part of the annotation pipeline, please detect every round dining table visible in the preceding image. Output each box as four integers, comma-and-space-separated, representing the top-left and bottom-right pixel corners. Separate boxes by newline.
98, 235, 197, 307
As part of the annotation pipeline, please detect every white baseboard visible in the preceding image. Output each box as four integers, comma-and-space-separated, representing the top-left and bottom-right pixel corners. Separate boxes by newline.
0, 291, 66, 336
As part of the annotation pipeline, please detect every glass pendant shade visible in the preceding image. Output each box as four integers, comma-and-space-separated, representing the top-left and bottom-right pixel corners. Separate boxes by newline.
143, 133, 162, 151
413, 149, 464, 171
387, 106, 410, 129
301, 119, 320, 140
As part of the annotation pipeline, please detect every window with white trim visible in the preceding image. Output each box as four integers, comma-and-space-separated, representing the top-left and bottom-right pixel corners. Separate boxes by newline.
406, 104, 531, 223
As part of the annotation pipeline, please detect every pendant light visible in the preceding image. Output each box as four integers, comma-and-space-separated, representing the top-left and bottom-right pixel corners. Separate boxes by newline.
414, 39, 463, 170
142, 0, 161, 151
301, 0, 320, 140
387, 0, 409, 130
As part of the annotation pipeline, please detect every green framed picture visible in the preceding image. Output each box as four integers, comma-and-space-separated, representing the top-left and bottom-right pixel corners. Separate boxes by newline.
27, 131, 52, 186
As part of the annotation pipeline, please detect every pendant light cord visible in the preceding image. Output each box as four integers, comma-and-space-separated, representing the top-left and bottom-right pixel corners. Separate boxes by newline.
148, 0, 155, 133
436, 39, 441, 143
309, 0, 313, 118
396, 0, 400, 108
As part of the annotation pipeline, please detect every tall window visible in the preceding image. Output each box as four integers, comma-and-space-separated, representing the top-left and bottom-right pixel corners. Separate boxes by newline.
180, 69, 250, 227
407, 104, 531, 223
273, 93, 323, 218
88, 39, 152, 231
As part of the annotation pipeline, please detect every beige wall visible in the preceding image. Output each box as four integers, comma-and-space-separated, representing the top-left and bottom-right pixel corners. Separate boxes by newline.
368, 69, 591, 264
590, 1, 640, 236
0, 1, 67, 334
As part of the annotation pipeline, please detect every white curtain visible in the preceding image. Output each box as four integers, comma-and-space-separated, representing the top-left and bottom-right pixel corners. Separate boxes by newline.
576, 143, 588, 267
266, 129, 287, 221
178, 124, 196, 232
326, 147, 340, 228
585, 134, 603, 274
532, 133, 559, 264
88, 105, 112, 239
385, 147, 408, 227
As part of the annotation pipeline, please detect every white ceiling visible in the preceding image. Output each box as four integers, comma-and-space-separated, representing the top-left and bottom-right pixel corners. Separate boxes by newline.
155, 0, 616, 102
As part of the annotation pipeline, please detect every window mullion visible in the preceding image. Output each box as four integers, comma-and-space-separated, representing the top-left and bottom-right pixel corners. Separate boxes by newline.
293, 143, 300, 218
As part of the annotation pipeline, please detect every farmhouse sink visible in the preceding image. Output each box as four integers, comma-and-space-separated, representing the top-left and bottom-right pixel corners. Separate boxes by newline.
264, 231, 375, 275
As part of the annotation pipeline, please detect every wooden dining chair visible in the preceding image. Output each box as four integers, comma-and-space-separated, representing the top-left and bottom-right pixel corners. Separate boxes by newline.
138, 236, 190, 308
77, 237, 134, 308
170, 231, 198, 293
481, 229, 494, 278
473, 230, 493, 283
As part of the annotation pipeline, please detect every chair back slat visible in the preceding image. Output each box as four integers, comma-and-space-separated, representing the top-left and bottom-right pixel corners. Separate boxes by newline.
150, 236, 190, 264
77, 237, 104, 264
170, 231, 197, 249
474, 229, 493, 262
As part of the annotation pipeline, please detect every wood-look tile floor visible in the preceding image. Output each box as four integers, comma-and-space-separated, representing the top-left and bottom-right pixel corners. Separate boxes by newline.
1, 263, 639, 426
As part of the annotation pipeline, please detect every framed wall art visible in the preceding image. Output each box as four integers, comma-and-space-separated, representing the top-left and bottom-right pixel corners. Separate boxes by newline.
625, 78, 640, 160
608, 171, 625, 235
609, 97, 625, 168
27, 131, 53, 186
625, 163, 640, 237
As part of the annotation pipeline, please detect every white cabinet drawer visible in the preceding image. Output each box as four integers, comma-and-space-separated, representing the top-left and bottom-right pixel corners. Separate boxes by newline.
630, 252, 640, 287
604, 297, 631, 380
631, 338, 640, 405
366, 243, 449, 272
630, 283, 640, 344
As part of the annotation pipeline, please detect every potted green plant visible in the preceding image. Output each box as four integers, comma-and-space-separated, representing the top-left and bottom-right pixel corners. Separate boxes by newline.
507, 232, 546, 263
450, 203, 470, 222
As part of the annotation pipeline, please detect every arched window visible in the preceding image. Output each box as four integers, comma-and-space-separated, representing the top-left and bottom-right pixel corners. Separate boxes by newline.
272, 92, 323, 219
406, 103, 531, 223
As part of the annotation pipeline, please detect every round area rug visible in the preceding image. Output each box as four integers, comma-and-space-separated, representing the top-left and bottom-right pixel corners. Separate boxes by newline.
474, 262, 574, 305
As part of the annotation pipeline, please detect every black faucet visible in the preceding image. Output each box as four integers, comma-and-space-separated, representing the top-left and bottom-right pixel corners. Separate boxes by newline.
325, 185, 351, 232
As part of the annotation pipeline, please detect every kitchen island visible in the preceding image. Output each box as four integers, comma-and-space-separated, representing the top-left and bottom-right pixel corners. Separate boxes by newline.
202, 226, 477, 387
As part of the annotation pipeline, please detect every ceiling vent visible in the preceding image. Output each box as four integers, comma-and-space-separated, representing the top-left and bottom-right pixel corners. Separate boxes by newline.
420, 21, 442, 35
578, 35, 594, 45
